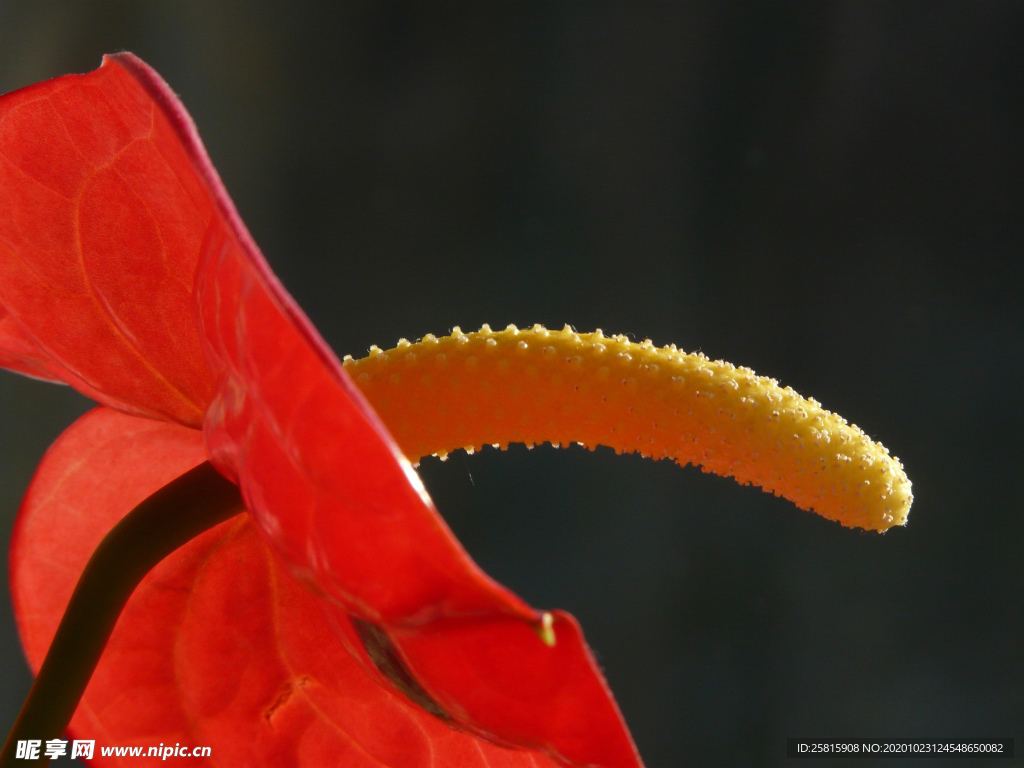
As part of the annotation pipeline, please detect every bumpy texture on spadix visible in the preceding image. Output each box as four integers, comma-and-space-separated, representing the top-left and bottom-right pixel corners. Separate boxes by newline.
345, 325, 912, 532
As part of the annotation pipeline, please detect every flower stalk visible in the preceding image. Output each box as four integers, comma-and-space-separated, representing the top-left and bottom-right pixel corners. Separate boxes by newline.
1, 463, 243, 767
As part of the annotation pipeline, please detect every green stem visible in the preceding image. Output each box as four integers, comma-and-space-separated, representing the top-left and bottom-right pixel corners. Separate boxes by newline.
1, 461, 244, 767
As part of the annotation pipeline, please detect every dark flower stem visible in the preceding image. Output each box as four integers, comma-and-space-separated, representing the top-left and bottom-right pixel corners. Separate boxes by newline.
1, 461, 244, 767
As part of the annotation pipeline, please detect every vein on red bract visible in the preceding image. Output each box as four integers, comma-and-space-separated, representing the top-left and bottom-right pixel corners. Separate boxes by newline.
0, 57, 215, 425
1, 55, 645, 767
11, 407, 566, 767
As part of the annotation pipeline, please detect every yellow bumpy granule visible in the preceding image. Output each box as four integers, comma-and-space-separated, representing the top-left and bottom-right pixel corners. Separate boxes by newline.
343, 324, 912, 532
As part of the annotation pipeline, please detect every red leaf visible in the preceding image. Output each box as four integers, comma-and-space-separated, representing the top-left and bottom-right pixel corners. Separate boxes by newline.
0, 55, 216, 424
12, 407, 565, 768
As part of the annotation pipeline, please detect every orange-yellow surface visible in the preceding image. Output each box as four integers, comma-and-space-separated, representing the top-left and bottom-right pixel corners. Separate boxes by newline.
345, 325, 912, 532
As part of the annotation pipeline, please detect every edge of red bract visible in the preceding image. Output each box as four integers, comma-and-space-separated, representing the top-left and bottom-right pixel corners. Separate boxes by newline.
2, 55, 645, 768
11, 407, 571, 768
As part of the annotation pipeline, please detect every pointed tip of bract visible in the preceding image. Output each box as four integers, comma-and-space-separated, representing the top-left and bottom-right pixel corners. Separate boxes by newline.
536, 612, 557, 647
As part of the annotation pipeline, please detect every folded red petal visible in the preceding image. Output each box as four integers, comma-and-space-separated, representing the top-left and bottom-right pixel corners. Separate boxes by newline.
0, 55, 216, 424
11, 407, 562, 768
5, 56, 644, 767
390, 614, 643, 768
10, 407, 210, 758
197, 219, 537, 626
120, 54, 643, 765
195, 160, 643, 768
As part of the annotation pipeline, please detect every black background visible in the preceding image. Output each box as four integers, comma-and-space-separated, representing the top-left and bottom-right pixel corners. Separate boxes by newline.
1, 3, 1022, 766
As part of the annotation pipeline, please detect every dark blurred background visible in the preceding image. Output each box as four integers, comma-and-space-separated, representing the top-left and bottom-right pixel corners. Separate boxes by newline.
1, 2, 1021, 766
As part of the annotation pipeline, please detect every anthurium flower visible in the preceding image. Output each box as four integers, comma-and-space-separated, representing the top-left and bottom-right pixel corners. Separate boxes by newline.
0, 55, 912, 767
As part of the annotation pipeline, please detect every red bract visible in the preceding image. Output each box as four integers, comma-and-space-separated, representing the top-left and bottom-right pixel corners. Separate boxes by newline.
0, 55, 642, 767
